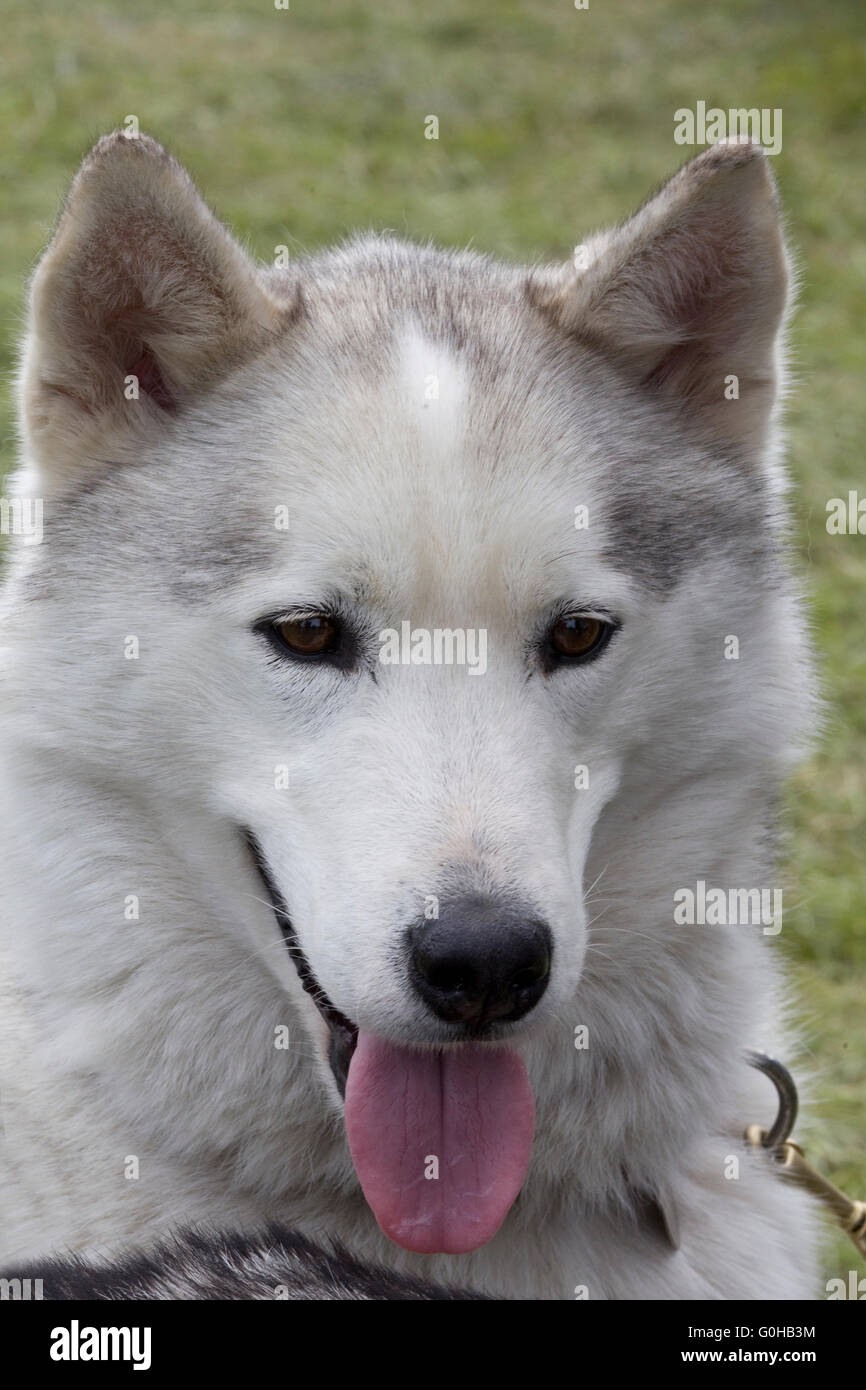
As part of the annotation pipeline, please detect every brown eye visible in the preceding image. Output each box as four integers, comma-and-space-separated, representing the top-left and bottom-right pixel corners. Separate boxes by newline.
548, 615, 611, 662
274, 616, 340, 656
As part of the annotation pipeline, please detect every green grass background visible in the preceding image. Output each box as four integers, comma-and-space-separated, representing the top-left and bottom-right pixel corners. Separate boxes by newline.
0, 0, 863, 1290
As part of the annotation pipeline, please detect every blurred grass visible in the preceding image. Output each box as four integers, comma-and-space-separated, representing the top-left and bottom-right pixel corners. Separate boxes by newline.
0, 0, 863, 1291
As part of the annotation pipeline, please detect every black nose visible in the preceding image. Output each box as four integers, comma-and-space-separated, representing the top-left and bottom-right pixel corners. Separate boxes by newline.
408, 895, 552, 1030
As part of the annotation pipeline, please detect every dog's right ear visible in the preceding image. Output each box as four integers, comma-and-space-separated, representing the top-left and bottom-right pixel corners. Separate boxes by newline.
20, 132, 293, 487
529, 140, 790, 464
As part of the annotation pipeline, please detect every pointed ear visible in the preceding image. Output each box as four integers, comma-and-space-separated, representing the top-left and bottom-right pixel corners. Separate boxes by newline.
20, 132, 294, 484
530, 140, 790, 461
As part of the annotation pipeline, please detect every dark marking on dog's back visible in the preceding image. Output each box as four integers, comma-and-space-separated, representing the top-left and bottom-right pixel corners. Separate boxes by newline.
1, 1223, 492, 1301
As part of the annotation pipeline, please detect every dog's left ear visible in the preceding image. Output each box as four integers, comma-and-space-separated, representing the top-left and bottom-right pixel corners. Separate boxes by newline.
531, 140, 790, 461
20, 131, 294, 487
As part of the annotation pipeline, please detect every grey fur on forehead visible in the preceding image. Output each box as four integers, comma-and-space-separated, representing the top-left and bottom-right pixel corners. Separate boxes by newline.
263, 234, 524, 375
256, 234, 777, 597
30, 234, 777, 603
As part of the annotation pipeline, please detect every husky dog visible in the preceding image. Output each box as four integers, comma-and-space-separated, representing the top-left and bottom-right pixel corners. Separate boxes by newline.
0, 132, 820, 1299
0, 1226, 486, 1300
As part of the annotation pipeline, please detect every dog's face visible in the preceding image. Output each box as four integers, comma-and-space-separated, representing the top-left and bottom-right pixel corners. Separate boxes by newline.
222, 301, 645, 1044
11, 133, 804, 1252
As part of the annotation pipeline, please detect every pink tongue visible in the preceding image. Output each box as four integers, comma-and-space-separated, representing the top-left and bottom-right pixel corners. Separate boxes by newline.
344, 1031, 534, 1254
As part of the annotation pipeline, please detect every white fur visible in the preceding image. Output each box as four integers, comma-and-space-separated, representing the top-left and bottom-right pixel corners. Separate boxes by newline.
0, 134, 822, 1298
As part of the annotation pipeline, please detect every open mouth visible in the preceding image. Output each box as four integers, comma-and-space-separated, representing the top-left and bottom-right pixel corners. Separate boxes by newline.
246, 833, 358, 1096
247, 831, 536, 1255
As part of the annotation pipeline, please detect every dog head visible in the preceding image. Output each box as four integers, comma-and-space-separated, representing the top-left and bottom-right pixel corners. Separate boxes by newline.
10, 133, 809, 1252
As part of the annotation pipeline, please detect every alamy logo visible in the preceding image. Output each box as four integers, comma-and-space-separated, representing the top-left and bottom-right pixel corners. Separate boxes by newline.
674, 880, 783, 936
826, 1271, 866, 1299
0, 1276, 43, 1300
673, 103, 782, 156
378, 622, 487, 675
826, 491, 866, 535
50, 1320, 152, 1371
0, 496, 43, 543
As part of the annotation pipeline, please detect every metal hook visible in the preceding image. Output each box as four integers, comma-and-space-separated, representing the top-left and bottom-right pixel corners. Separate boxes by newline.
747, 1051, 799, 1153
745, 1051, 866, 1257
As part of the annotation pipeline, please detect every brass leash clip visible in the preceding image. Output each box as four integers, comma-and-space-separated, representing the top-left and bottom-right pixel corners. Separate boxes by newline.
746, 1051, 866, 1260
